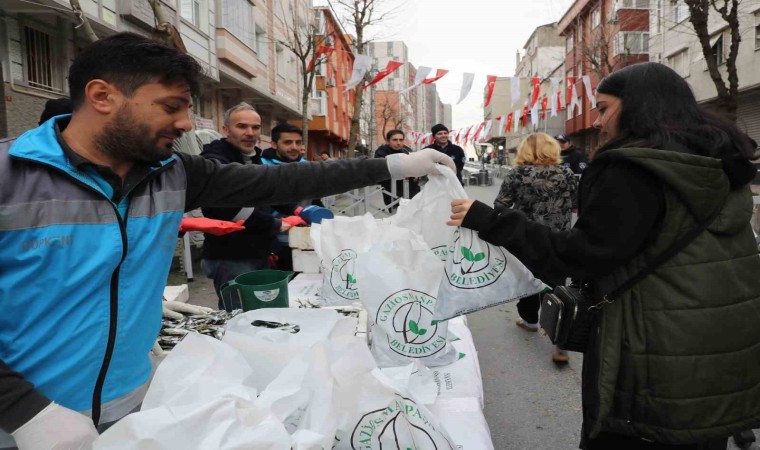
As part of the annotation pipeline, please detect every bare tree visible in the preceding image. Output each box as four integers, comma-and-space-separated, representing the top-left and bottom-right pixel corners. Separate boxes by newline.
276, 4, 331, 153
328, 0, 400, 157
684, 0, 741, 119
578, 20, 616, 77
377, 93, 403, 138
69, 0, 99, 43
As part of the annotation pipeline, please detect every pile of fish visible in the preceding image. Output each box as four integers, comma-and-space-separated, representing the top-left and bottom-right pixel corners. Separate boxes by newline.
158, 310, 242, 351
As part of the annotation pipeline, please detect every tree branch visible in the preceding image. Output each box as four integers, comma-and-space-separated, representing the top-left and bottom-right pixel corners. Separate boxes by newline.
69, 0, 99, 43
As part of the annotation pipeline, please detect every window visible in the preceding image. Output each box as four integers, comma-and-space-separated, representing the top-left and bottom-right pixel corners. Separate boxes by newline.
222, 0, 254, 49
276, 44, 286, 78
255, 25, 268, 63
181, 0, 202, 27
566, 34, 574, 53
388, 78, 394, 90
618, 0, 649, 8
653, 0, 662, 33
710, 30, 730, 65
386, 42, 393, 57
667, 48, 690, 76
592, 8, 602, 28
755, 12, 760, 50
613, 32, 649, 55
673, 0, 689, 23
24, 26, 61, 92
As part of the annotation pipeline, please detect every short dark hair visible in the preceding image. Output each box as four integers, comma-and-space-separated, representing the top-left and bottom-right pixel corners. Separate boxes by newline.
271, 123, 303, 142
320, 150, 330, 156
68, 32, 203, 109
385, 129, 404, 141
39, 98, 72, 125
596, 62, 754, 159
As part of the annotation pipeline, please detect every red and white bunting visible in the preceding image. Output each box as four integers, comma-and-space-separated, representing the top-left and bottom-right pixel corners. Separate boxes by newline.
365, 61, 404, 89
424, 69, 449, 84
530, 77, 541, 108
484, 75, 498, 108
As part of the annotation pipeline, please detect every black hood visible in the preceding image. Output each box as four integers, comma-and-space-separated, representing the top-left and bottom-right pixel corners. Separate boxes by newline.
201, 138, 260, 164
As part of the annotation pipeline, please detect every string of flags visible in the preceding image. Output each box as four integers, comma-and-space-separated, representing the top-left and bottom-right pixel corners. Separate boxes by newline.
405, 73, 597, 147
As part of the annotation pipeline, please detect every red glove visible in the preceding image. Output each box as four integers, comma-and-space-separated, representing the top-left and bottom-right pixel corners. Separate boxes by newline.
179, 217, 246, 236
281, 216, 307, 227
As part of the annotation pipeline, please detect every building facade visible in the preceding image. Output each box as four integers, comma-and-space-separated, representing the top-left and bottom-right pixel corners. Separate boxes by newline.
649, 0, 760, 145
557, 0, 649, 152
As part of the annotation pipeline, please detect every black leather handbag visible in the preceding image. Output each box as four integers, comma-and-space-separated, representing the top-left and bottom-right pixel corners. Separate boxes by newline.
539, 212, 718, 353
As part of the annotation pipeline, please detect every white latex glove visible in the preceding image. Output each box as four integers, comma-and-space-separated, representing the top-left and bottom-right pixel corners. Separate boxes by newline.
162, 301, 214, 320
12, 402, 98, 450
386, 148, 457, 179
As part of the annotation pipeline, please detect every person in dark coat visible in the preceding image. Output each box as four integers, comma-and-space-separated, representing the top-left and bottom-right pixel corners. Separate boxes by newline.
555, 134, 588, 175
199, 103, 294, 309
38, 98, 72, 125
425, 123, 466, 184
450, 62, 760, 449
374, 129, 419, 212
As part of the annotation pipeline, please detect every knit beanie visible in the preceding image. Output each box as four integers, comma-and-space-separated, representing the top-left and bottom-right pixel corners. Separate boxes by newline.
431, 124, 448, 135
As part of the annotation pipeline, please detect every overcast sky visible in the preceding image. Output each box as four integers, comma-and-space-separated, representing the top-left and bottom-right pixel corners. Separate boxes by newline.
367, 0, 575, 130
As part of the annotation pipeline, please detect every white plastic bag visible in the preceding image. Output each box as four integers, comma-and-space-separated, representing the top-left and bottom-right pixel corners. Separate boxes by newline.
428, 397, 494, 450
355, 243, 458, 367
397, 166, 546, 320
316, 214, 377, 305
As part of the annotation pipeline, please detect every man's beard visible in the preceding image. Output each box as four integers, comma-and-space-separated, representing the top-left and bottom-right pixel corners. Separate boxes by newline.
95, 105, 181, 165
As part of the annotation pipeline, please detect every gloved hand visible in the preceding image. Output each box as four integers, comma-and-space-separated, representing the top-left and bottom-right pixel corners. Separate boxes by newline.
162, 300, 214, 320
11, 402, 98, 450
295, 205, 334, 224
281, 216, 308, 227
386, 148, 457, 179
179, 217, 245, 236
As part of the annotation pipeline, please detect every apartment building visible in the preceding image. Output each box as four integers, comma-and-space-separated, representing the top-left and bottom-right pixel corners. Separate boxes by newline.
298, 6, 355, 160
558, 0, 649, 151
649, 0, 760, 144
0, 0, 219, 138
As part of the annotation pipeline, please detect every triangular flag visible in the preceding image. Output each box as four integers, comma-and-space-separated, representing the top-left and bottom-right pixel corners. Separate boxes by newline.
306, 45, 334, 72
522, 105, 529, 127
581, 75, 595, 106
401, 66, 432, 94
482, 120, 493, 141
344, 54, 372, 91
471, 122, 486, 142
365, 61, 404, 89
566, 76, 576, 106
530, 102, 539, 128
458, 73, 475, 104
530, 77, 541, 107
423, 69, 449, 84
511, 76, 521, 106
484, 75, 498, 108
513, 109, 520, 133
541, 96, 549, 120
498, 115, 506, 137
505, 113, 514, 133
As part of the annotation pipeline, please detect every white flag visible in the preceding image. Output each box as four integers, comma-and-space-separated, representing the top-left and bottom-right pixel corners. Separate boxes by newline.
569, 81, 581, 114
581, 75, 595, 106
343, 54, 372, 91
498, 115, 506, 137
511, 77, 521, 106
482, 120, 493, 141
401, 66, 432, 94
550, 78, 560, 118
530, 102, 539, 128
513, 109, 521, 133
457, 73, 475, 104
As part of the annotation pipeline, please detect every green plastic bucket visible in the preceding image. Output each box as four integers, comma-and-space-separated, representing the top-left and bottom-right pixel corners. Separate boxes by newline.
219, 270, 295, 312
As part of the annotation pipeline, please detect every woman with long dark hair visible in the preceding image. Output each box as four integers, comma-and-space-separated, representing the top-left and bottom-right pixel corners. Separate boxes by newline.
449, 62, 760, 449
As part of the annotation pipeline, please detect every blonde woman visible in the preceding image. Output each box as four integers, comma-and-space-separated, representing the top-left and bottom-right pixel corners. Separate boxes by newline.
494, 133, 577, 363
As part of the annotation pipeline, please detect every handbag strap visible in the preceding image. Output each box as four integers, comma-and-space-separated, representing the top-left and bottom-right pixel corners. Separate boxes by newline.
592, 208, 721, 309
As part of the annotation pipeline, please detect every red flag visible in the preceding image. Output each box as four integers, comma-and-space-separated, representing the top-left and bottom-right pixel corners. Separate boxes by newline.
556, 91, 563, 112
530, 77, 541, 107
423, 69, 449, 84
306, 45, 334, 73
522, 105, 529, 127
541, 96, 549, 120
505, 113, 514, 132
566, 76, 576, 106
484, 75, 498, 107
472, 122, 486, 142
365, 61, 404, 89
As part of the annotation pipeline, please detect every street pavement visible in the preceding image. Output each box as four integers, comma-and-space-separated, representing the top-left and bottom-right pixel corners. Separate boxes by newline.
170, 178, 758, 450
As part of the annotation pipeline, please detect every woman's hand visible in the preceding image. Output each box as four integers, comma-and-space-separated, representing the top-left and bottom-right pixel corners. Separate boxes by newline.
448, 199, 475, 226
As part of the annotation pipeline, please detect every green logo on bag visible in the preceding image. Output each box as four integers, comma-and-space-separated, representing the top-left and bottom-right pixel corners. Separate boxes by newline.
330, 249, 359, 300
349, 394, 455, 450
446, 228, 507, 289
376, 290, 447, 358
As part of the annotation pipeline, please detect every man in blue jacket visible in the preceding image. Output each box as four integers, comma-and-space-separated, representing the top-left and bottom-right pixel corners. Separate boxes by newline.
424, 123, 467, 184
0, 32, 454, 449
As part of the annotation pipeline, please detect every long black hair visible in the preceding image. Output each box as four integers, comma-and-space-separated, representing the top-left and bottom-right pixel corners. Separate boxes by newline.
595, 62, 754, 159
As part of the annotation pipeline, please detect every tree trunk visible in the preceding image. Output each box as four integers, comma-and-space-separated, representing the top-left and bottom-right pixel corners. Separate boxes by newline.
302, 88, 310, 159
347, 85, 364, 158
69, 0, 99, 43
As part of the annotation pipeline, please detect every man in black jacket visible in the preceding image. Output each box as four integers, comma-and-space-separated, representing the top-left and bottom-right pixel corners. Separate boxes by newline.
199, 103, 294, 309
425, 123, 466, 184
374, 129, 419, 212
555, 134, 588, 175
